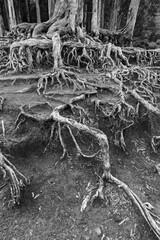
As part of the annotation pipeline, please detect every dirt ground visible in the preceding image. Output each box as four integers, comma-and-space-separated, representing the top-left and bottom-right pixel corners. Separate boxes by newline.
0, 71, 160, 240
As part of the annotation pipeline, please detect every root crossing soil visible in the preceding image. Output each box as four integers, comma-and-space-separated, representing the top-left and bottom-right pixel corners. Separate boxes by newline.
0, 71, 160, 240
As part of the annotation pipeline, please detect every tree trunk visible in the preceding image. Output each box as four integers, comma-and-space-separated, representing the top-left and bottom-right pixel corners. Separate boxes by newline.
4, 0, 9, 31
0, 10, 4, 36
76, 0, 84, 27
108, 0, 121, 32
25, 0, 30, 23
15, 0, 22, 24
123, 0, 141, 39
97, 0, 102, 29
36, 0, 41, 23
33, 0, 67, 37
101, 0, 105, 28
91, 0, 98, 34
48, 0, 56, 19
7, 0, 16, 29
68, 0, 78, 32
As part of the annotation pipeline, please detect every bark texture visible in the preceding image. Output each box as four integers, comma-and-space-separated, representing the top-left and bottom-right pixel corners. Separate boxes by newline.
108, 0, 121, 32
123, 0, 141, 39
48, 0, 56, 18
7, 0, 16, 29
91, 0, 98, 34
25, 0, 30, 22
36, 0, 41, 23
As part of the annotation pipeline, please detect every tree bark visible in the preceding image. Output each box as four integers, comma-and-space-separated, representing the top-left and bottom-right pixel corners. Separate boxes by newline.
32, 0, 79, 38
7, 0, 16, 29
76, 0, 84, 26
91, 0, 98, 34
4, 0, 9, 31
36, 0, 41, 23
68, 0, 78, 32
15, 0, 22, 24
123, 0, 141, 39
108, 0, 121, 32
101, 0, 105, 28
0, 11, 4, 36
48, 0, 56, 19
32, 0, 67, 37
97, 0, 102, 29
25, 0, 30, 23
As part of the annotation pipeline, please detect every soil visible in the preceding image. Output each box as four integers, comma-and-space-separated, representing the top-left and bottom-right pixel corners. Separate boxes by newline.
0, 70, 160, 240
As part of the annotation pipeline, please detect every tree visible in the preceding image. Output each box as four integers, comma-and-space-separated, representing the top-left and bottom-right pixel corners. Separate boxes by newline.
0, 4, 4, 36
7, 0, 16, 29
35, 0, 41, 23
25, 0, 30, 23
14, 0, 22, 24
121, 0, 141, 39
91, 0, 98, 34
1, 1, 160, 239
108, 0, 121, 32
48, 0, 56, 18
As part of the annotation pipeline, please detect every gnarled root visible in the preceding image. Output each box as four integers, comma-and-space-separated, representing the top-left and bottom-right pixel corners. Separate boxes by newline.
81, 173, 160, 239
109, 174, 160, 239
0, 152, 29, 205
37, 68, 93, 95
10, 89, 160, 239
50, 95, 110, 178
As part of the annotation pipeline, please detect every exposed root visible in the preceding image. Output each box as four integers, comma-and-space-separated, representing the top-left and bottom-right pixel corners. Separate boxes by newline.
129, 89, 160, 115
44, 122, 57, 153
3, 71, 159, 238
0, 152, 29, 205
49, 94, 110, 177
1, 23, 160, 239
151, 136, 160, 153
66, 125, 100, 159
109, 174, 160, 239
57, 122, 68, 160
37, 68, 94, 95
15, 106, 40, 130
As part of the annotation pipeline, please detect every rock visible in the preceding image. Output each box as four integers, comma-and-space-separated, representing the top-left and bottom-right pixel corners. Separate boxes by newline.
148, 42, 157, 49
156, 39, 160, 46
94, 227, 102, 236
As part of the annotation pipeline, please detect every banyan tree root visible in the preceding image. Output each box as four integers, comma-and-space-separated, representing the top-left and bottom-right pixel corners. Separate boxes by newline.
37, 68, 97, 95
9, 89, 160, 238
0, 38, 53, 74
1, 34, 160, 74
80, 174, 160, 239
0, 151, 29, 205
62, 41, 130, 71
50, 94, 110, 177
109, 174, 160, 239
50, 95, 160, 239
0, 38, 132, 74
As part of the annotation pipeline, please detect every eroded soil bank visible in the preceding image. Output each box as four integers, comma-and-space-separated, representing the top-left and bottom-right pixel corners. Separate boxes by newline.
0, 72, 160, 240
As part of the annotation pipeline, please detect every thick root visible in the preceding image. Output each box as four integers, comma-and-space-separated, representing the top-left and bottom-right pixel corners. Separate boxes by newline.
109, 174, 160, 239
50, 94, 110, 177
0, 152, 29, 205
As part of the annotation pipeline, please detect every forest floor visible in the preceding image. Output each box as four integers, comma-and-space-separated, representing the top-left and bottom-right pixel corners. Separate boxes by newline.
0, 70, 160, 240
